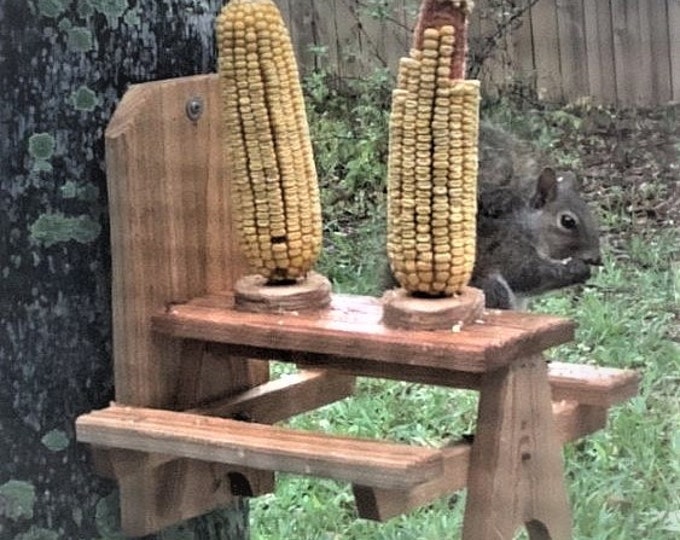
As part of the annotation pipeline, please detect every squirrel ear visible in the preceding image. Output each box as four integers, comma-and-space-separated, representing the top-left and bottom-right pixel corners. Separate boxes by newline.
531, 167, 558, 208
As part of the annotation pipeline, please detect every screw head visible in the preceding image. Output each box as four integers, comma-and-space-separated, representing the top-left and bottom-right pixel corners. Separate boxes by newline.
185, 96, 204, 122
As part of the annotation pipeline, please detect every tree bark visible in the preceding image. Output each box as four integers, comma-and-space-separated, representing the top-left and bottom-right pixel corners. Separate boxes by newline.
0, 1, 248, 538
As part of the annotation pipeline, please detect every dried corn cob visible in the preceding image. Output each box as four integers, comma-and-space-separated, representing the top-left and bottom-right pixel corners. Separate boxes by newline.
387, 4, 480, 297
215, 0, 322, 282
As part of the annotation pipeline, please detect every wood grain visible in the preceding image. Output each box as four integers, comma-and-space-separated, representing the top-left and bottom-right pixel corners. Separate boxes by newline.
153, 293, 575, 374
77, 405, 444, 490
103, 74, 270, 535
462, 355, 572, 539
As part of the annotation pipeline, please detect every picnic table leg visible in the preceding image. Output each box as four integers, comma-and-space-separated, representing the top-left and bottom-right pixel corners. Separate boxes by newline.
462, 354, 572, 540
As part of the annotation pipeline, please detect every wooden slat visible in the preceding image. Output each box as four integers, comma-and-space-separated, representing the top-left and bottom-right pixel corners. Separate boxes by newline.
104, 74, 271, 535
512, 3, 536, 81
152, 293, 575, 374
189, 369, 355, 424
552, 401, 607, 443
643, 0, 672, 105
612, 0, 652, 107
669, 0, 680, 100
76, 406, 444, 490
352, 399, 610, 522
89, 371, 356, 476
583, 0, 617, 105
556, 0, 589, 101
548, 362, 640, 407
530, 0, 563, 101
353, 445, 470, 521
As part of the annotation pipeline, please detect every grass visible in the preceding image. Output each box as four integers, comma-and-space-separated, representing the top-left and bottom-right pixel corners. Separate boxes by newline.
248, 72, 680, 539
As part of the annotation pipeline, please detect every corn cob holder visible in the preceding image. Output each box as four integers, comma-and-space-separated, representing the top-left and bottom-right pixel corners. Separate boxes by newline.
216, 0, 330, 312
383, 0, 485, 330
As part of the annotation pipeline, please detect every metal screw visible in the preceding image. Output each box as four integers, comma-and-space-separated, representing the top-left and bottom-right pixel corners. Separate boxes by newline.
185, 96, 204, 122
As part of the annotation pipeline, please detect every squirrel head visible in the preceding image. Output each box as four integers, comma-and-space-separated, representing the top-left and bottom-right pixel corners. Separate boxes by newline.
528, 168, 602, 265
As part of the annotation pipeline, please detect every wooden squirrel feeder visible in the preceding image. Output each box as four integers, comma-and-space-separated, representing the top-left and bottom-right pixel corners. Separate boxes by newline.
75, 1, 640, 538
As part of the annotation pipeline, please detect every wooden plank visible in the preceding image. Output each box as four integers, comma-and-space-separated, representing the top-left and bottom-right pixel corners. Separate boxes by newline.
646, 0, 672, 104
556, 0, 589, 101
89, 371, 356, 476
462, 355, 572, 539
352, 399, 610, 522
668, 0, 680, 100
552, 401, 607, 443
189, 369, 355, 423
530, 0, 563, 101
354, 445, 470, 521
152, 293, 575, 374
636, 0, 658, 106
611, 0, 652, 106
548, 362, 640, 407
512, 2, 536, 82
382, 0, 413, 74
583, 0, 616, 105
104, 74, 271, 535
76, 406, 444, 490
286, 0, 319, 71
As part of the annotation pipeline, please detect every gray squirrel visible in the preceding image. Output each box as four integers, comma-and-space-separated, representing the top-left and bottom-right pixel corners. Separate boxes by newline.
384, 123, 602, 309
472, 166, 601, 309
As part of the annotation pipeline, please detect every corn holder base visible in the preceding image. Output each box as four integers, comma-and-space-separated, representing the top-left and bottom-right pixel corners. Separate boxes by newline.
234, 272, 331, 313
381, 286, 485, 331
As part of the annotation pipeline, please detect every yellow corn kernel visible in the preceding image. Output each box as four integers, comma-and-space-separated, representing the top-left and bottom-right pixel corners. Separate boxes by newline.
387, 23, 480, 297
216, 0, 322, 282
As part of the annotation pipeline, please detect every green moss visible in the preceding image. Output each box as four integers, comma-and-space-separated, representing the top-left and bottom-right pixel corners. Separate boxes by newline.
37, 0, 66, 18
70, 86, 99, 111
57, 18, 72, 32
78, 0, 95, 18
14, 526, 60, 540
29, 213, 101, 247
67, 27, 94, 52
60, 181, 99, 201
0, 480, 35, 521
40, 429, 70, 452
28, 133, 55, 160
123, 8, 140, 26
95, 492, 125, 540
91, 0, 127, 20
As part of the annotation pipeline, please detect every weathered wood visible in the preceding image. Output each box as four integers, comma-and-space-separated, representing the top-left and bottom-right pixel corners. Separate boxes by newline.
353, 445, 470, 521
234, 272, 332, 313
191, 369, 355, 423
556, 0, 589, 102
81, 388, 617, 528
462, 355, 572, 540
669, 0, 680, 100
646, 0, 672, 104
90, 370, 356, 475
352, 398, 610, 522
529, 0, 563, 101
76, 406, 445, 491
548, 362, 640, 407
552, 401, 607, 444
153, 293, 575, 373
583, 0, 617, 105
381, 286, 485, 331
104, 74, 270, 535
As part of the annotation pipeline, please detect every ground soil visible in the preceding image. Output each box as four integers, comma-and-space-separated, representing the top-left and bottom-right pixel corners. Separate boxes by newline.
558, 104, 680, 237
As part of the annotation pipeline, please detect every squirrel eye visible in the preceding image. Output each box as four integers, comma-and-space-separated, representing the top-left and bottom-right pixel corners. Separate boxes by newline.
560, 213, 577, 230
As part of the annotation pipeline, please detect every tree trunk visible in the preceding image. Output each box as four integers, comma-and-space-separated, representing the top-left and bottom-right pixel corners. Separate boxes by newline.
0, 1, 248, 538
